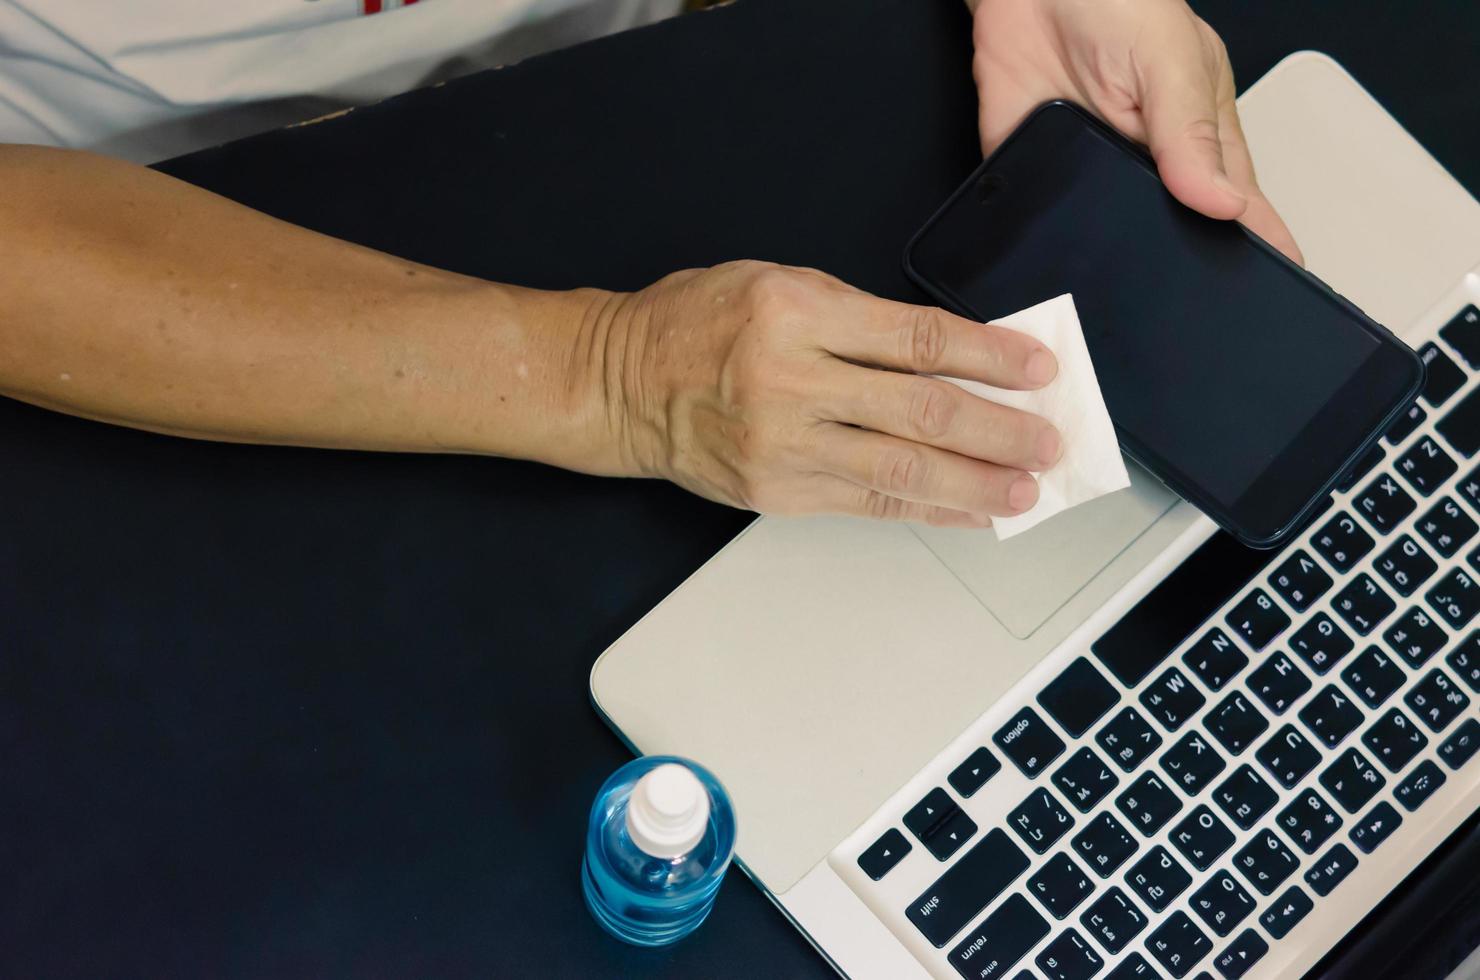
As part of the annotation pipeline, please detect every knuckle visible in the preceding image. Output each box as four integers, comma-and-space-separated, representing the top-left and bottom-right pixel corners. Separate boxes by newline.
861, 490, 904, 522
744, 265, 803, 320
1182, 115, 1222, 150
905, 379, 957, 441
901, 308, 949, 371
873, 446, 927, 497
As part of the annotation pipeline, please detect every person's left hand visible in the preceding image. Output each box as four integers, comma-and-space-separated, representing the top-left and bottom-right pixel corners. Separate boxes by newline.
971, 0, 1303, 264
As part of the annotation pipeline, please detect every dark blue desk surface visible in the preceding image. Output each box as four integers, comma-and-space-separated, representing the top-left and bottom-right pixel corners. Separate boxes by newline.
2, 1, 1476, 977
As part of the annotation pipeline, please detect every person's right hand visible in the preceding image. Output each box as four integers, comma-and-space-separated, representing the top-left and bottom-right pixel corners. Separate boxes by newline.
606, 260, 1063, 528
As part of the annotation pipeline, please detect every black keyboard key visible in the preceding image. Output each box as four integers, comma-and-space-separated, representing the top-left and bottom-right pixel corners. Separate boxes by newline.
1441, 386, 1480, 458
1440, 305, 1480, 367
1160, 731, 1226, 796
1332, 573, 1396, 635
950, 746, 1003, 798
1039, 657, 1120, 737
947, 892, 1049, 976
1288, 612, 1354, 673
1406, 667, 1471, 731
1303, 843, 1358, 896
1146, 911, 1212, 978
1029, 853, 1096, 920
1169, 805, 1234, 871
903, 787, 956, 840
1373, 534, 1438, 597
1093, 532, 1275, 688
996, 707, 1067, 778
909, 828, 1031, 948
1234, 829, 1300, 895
1035, 929, 1104, 980
1353, 473, 1417, 534
1383, 605, 1448, 667
1107, 953, 1162, 980
1394, 760, 1447, 812
1440, 718, 1480, 769
1349, 800, 1402, 853
1098, 707, 1163, 773
858, 828, 911, 881
1417, 497, 1478, 557
1116, 772, 1183, 837
1420, 342, 1466, 406
1223, 589, 1289, 652
1053, 747, 1120, 814
1212, 929, 1268, 980
1318, 747, 1386, 813
1182, 628, 1248, 692
1257, 724, 1322, 788
1269, 551, 1334, 613
1247, 652, 1310, 714
1203, 691, 1267, 755
905, 787, 977, 860
1189, 870, 1255, 937
1126, 846, 1192, 913
1385, 402, 1428, 446
1277, 788, 1342, 854
1140, 668, 1207, 732
1446, 632, 1480, 691
1009, 788, 1075, 854
1395, 435, 1457, 496
1078, 887, 1147, 955
1335, 444, 1386, 494
1363, 707, 1429, 772
1342, 646, 1407, 707
1072, 811, 1138, 878
1459, 464, 1480, 514
1213, 765, 1278, 830
1426, 566, 1480, 628
1311, 512, 1375, 573
1298, 685, 1365, 748
1259, 886, 1313, 940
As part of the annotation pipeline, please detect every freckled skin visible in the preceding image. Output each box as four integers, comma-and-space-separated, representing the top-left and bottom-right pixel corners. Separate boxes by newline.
0, 0, 1298, 522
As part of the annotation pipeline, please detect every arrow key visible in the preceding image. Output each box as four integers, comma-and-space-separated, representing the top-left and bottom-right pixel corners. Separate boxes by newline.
948, 746, 1002, 798
857, 828, 911, 881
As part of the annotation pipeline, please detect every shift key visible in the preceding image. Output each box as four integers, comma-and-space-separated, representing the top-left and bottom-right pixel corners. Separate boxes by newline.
907, 828, 1031, 948
949, 894, 1050, 979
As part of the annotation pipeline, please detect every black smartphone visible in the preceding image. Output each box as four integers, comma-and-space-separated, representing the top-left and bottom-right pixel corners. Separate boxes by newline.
904, 100, 1423, 549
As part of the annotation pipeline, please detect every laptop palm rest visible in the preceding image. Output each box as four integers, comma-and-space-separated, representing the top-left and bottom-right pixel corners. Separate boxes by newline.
909, 459, 1177, 638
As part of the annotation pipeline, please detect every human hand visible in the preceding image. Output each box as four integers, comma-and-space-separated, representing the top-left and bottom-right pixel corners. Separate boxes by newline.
970, 0, 1303, 263
605, 261, 1063, 527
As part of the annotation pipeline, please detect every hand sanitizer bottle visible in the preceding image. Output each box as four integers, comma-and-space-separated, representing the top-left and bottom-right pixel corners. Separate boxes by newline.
581, 755, 737, 946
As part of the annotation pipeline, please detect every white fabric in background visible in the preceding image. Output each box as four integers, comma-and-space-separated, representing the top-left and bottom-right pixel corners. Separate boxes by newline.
0, 0, 682, 162
938, 293, 1131, 539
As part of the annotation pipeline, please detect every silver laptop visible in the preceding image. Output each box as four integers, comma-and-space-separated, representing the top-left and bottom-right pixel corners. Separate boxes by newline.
591, 52, 1480, 980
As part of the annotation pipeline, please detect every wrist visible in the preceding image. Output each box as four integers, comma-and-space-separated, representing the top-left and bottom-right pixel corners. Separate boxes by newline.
486, 283, 667, 481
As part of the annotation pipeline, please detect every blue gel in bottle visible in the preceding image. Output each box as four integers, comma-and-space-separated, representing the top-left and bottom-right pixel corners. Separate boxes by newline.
581, 755, 737, 946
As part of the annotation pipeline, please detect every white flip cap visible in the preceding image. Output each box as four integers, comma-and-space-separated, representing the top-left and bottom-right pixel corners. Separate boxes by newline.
625, 763, 710, 859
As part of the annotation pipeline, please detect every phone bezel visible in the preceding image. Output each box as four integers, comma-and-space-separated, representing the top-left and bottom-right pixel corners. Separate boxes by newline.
902, 99, 1424, 549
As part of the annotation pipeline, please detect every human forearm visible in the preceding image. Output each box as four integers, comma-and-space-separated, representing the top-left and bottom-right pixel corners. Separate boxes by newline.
0, 145, 632, 473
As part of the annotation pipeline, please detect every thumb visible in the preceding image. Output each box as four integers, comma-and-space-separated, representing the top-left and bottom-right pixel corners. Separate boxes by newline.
1138, 52, 1248, 221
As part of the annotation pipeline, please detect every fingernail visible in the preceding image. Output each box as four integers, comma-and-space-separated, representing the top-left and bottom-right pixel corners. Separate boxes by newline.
1212, 171, 1246, 202
1008, 474, 1038, 513
1037, 428, 1062, 468
1025, 349, 1057, 385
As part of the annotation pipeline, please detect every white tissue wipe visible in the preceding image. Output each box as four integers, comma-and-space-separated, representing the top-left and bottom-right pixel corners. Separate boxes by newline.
935, 293, 1130, 540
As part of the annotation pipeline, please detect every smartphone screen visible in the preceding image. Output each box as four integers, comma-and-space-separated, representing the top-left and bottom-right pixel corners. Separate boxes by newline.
905, 101, 1422, 547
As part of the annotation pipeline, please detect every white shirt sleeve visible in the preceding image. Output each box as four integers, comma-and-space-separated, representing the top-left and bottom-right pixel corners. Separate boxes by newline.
0, 0, 679, 161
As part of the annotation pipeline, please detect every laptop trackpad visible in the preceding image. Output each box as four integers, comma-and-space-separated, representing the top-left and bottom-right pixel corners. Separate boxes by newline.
910, 460, 1177, 638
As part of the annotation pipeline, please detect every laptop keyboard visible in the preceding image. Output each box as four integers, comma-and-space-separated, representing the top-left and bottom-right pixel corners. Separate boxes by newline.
847, 304, 1480, 980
